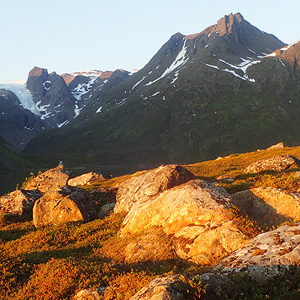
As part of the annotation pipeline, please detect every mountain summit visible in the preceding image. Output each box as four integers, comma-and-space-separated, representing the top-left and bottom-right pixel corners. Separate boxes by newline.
18, 13, 300, 166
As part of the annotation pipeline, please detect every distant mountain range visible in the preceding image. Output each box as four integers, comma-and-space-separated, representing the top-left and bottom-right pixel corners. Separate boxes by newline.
1, 12, 300, 168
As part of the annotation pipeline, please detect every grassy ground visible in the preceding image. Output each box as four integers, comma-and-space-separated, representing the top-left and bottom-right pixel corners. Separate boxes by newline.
1, 146, 300, 299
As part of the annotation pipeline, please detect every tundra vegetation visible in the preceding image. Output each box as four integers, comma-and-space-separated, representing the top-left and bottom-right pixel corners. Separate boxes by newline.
1, 145, 300, 299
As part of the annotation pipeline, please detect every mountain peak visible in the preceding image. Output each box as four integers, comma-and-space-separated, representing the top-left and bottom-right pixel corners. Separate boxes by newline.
28, 66, 48, 78
186, 12, 247, 39
208, 12, 246, 35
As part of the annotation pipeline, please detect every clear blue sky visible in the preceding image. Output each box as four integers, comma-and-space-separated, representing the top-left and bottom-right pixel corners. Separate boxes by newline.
1, 0, 299, 83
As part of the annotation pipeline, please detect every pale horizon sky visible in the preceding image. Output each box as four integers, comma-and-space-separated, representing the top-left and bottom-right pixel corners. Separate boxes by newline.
1, 0, 300, 83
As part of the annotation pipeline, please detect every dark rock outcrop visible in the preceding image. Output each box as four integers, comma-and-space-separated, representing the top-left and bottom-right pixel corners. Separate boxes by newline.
33, 185, 96, 228
26, 66, 49, 99
26, 67, 77, 127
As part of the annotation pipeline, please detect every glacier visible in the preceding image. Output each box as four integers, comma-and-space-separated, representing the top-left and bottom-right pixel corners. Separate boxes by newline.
0, 83, 40, 116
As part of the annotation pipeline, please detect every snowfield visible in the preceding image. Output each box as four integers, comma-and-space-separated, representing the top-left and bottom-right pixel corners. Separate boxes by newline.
0, 83, 40, 115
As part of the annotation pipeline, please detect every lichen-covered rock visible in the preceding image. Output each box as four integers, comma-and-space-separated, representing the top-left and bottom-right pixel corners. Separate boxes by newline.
0, 189, 42, 219
218, 223, 300, 281
68, 172, 108, 186
244, 155, 300, 173
33, 185, 96, 228
233, 187, 300, 227
129, 275, 185, 300
114, 165, 195, 214
23, 166, 70, 193
120, 179, 248, 264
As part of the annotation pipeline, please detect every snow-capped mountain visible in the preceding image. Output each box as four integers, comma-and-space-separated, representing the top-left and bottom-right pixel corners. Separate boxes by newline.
3, 13, 300, 167
0, 66, 131, 148
0, 83, 40, 116
24, 66, 132, 128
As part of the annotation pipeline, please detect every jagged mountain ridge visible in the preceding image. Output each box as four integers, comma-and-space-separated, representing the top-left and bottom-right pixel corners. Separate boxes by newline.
0, 67, 132, 149
25, 67, 132, 128
22, 12, 300, 167
76, 12, 285, 118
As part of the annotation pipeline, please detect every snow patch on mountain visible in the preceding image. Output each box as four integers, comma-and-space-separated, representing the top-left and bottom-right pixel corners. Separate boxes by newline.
0, 83, 41, 116
70, 70, 103, 78
96, 106, 102, 113
280, 38, 300, 51
267, 39, 300, 57
43, 81, 51, 91
57, 120, 69, 128
71, 77, 98, 101
202, 55, 264, 82
145, 39, 189, 86
74, 104, 83, 118
132, 76, 147, 90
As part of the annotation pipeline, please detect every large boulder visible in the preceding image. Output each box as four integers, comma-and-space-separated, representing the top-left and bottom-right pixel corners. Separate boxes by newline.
33, 185, 96, 228
233, 187, 300, 227
120, 179, 248, 264
114, 165, 195, 214
244, 155, 300, 173
0, 189, 42, 219
218, 223, 300, 282
68, 172, 108, 187
23, 166, 70, 194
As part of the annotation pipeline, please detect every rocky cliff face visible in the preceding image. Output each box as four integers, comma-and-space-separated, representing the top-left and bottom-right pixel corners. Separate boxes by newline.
26, 67, 78, 127
0, 88, 49, 148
